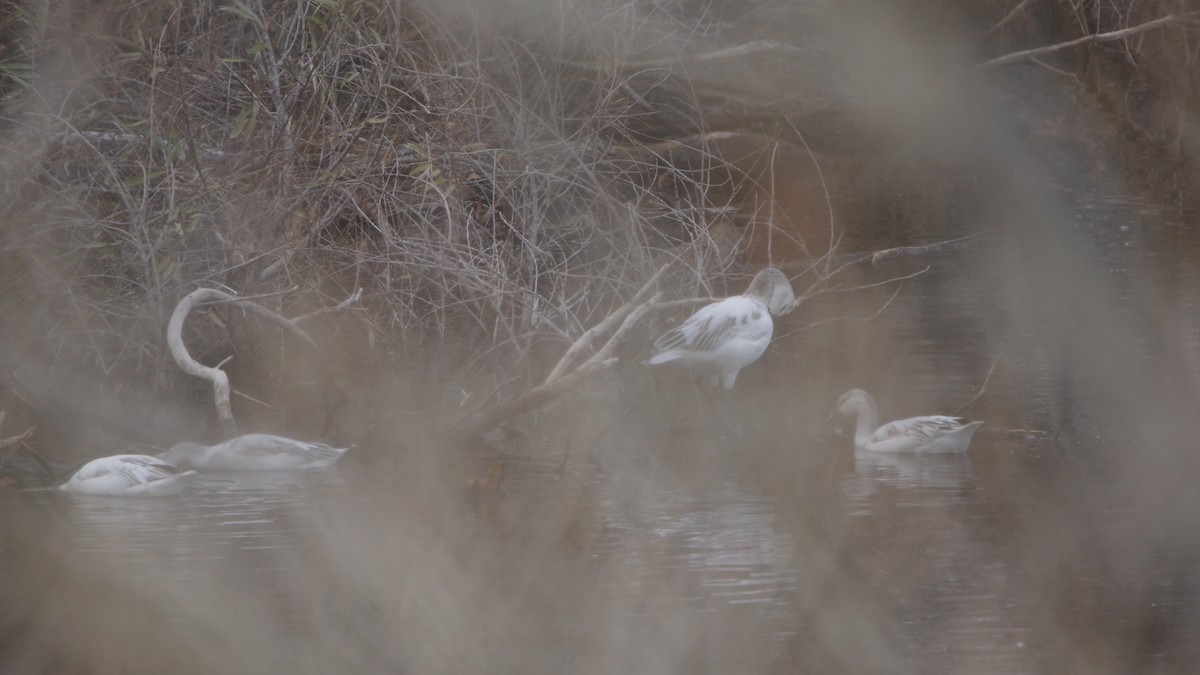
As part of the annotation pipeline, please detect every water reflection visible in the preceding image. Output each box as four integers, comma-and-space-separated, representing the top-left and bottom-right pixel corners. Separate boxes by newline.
594, 479, 797, 608
60, 469, 346, 579
840, 449, 974, 510
586, 476, 799, 669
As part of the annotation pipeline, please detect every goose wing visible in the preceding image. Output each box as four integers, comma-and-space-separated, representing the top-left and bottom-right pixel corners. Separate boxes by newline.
653, 296, 770, 354
872, 416, 966, 443
88, 455, 188, 487
230, 434, 346, 462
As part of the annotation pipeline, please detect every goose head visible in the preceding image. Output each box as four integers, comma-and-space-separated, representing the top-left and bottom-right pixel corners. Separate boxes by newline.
744, 267, 796, 316
836, 389, 876, 417
159, 441, 208, 467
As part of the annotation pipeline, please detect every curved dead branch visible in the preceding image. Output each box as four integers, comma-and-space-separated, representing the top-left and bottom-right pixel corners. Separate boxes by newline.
451, 358, 618, 446
167, 287, 360, 439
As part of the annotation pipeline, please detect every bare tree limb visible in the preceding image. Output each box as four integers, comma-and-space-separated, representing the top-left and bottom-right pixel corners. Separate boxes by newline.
978, 12, 1200, 68
0, 412, 35, 451
779, 232, 984, 274
451, 359, 618, 444
168, 290, 239, 437
545, 263, 670, 383
292, 287, 363, 324
18, 440, 56, 481
985, 0, 1037, 37
167, 288, 359, 439
582, 291, 663, 369
955, 353, 1002, 415
0, 412, 52, 483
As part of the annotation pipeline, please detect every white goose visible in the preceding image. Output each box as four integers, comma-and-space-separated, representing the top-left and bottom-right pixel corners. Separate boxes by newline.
647, 267, 796, 390
836, 389, 983, 454
59, 454, 197, 497
160, 433, 351, 471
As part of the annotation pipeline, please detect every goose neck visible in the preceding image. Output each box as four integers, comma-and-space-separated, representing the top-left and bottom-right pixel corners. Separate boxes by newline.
852, 405, 879, 446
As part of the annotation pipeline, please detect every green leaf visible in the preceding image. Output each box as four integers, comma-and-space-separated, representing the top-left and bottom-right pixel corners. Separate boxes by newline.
220, 3, 264, 30
230, 107, 252, 139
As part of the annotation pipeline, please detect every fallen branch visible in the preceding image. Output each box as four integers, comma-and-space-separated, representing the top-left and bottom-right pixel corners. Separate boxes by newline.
779, 232, 984, 273
581, 292, 662, 369
167, 287, 359, 439
454, 269, 671, 443
0, 412, 35, 451
292, 287, 363, 324
451, 359, 618, 445
955, 353, 1002, 415
545, 263, 670, 383
0, 412, 49, 482
17, 440, 56, 480
978, 12, 1200, 68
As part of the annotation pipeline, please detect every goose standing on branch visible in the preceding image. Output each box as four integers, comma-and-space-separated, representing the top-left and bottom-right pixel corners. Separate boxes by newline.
160, 434, 351, 471
836, 389, 983, 454
647, 267, 796, 390
59, 454, 197, 497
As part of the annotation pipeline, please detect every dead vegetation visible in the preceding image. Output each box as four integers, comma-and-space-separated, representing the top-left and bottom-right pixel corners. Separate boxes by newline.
2, 0, 1200, 461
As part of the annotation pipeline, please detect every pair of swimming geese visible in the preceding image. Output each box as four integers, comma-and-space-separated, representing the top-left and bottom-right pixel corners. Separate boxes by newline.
59, 435, 351, 497
61, 268, 981, 497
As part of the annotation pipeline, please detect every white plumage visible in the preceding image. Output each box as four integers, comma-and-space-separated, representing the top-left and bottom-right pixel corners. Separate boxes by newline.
160, 433, 351, 471
59, 454, 197, 497
836, 389, 984, 454
647, 267, 795, 390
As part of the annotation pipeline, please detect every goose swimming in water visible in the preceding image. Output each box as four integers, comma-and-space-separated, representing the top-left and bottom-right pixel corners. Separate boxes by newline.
59, 454, 197, 497
836, 389, 983, 454
160, 433, 351, 471
647, 267, 796, 390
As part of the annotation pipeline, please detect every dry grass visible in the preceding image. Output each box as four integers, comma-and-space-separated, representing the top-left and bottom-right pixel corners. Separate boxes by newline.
0, 0, 780, 445
2, 0, 1200, 451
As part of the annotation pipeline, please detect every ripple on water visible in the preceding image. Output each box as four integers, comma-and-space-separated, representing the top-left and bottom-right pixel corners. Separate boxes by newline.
589, 479, 799, 638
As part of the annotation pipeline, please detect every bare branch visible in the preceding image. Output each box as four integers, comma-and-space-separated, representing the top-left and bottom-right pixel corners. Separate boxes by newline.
955, 354, 1002, 415
985, 0, 1037, 37
292, 287, 364, 324
168, 290, 239, 438
451, 359, 618, 444
167, 288, 358, 439
0, 412, 36, 451
978, 12, 1200, 68
582, 291, 663, 369
545, 263, 670, 383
